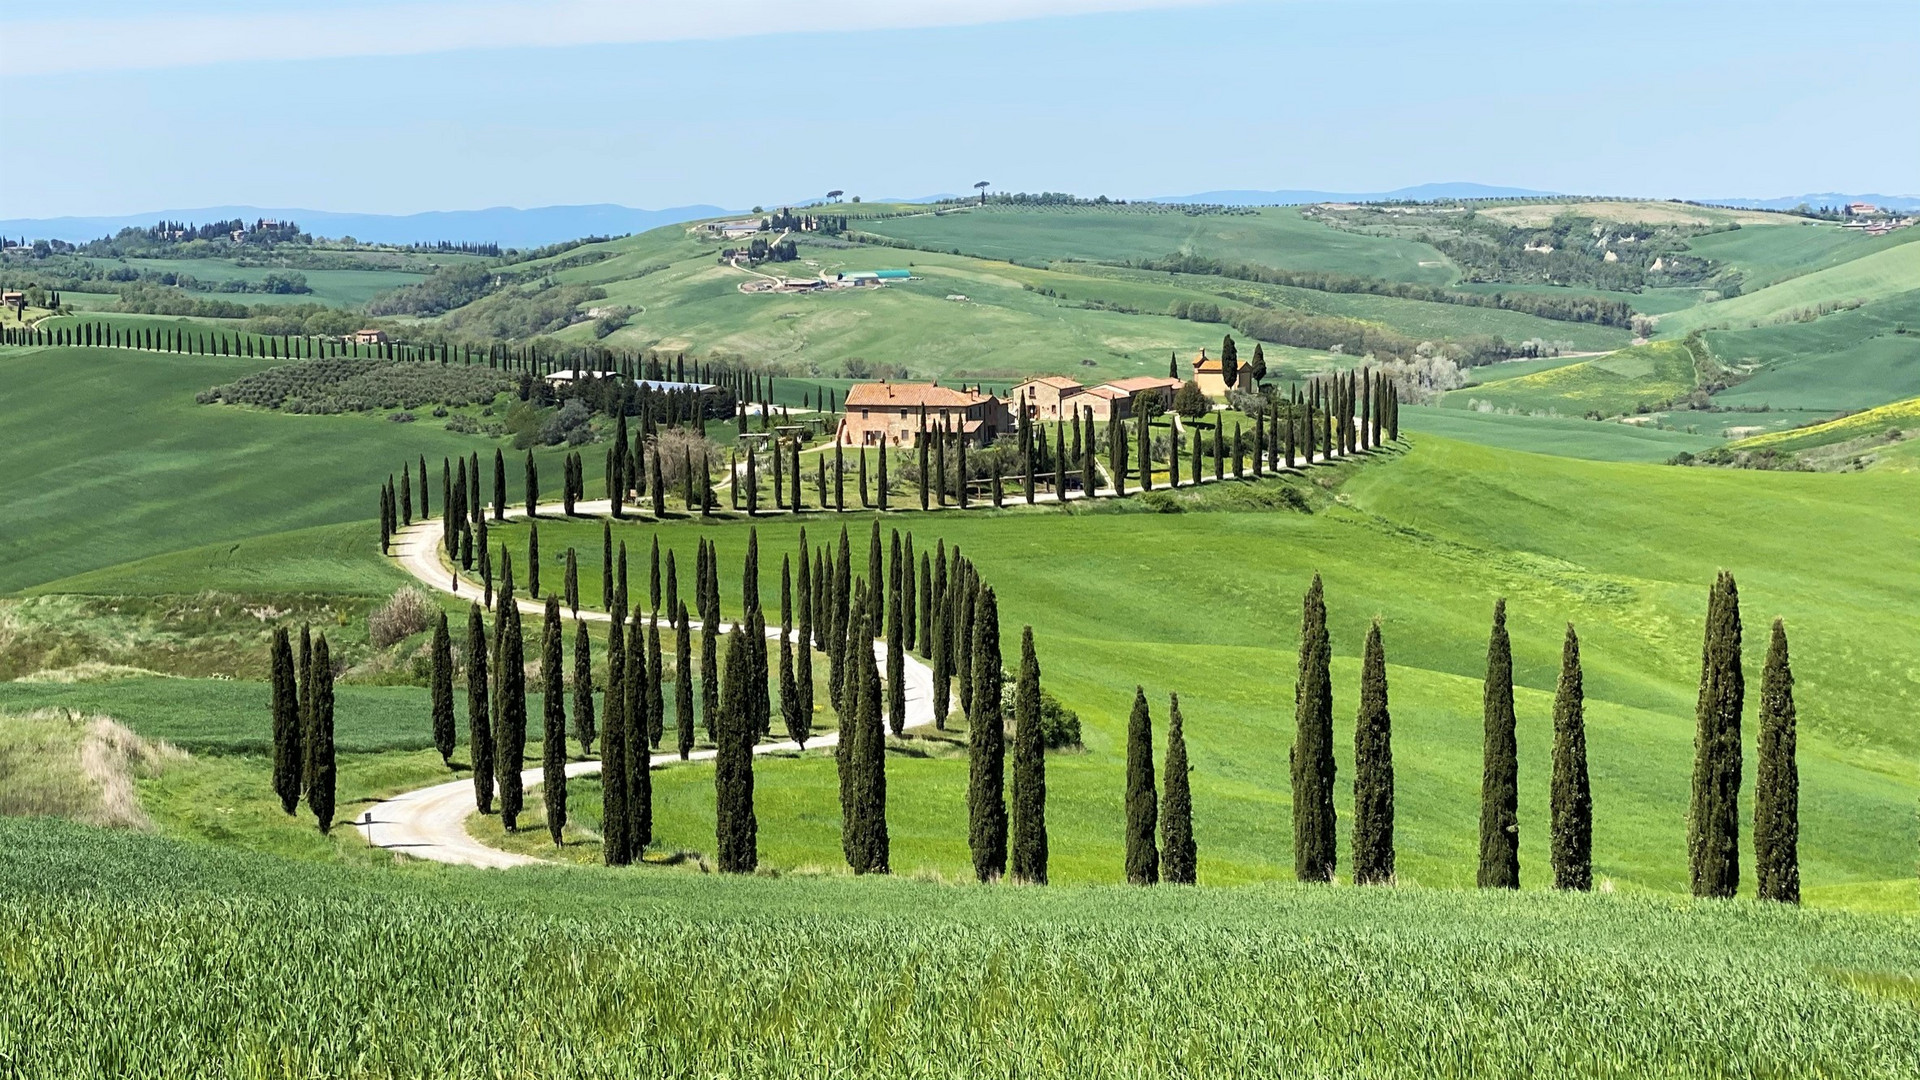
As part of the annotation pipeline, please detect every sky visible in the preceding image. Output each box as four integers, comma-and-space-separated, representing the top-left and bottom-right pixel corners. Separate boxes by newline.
2, 0, 1914, 217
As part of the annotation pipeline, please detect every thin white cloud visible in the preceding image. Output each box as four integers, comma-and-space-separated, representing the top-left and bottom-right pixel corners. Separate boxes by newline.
3, 0, 1231, 77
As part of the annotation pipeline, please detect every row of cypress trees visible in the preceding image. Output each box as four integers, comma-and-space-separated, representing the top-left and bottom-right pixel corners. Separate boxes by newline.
268, 624, 336, 833
1266, 573, 1800, 900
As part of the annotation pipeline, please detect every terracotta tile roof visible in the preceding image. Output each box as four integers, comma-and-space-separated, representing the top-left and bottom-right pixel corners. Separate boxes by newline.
843, 382, 990, 408
1079, 385, 1126, 400
1105, 376, 1182, 394
1017, 375, 1083, 390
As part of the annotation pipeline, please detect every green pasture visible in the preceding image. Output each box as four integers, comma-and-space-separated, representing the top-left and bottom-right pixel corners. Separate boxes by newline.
1704, 288, 1920, 411
1683, 221, 1920, 293
1658, 240, 1920, 336
1442, 339, 1701, 417
1397, 405, 1722, 462
0, 346, 546, 593
79, 256, 427, 308
851, 203, 1460, 284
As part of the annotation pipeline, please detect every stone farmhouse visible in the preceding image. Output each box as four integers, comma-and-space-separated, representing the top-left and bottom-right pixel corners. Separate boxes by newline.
835, 382, 1010, 448
1190, 347, 1254, 397
1008, 373, 1181, 424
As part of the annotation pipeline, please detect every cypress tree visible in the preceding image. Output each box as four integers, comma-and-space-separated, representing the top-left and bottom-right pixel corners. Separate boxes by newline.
1123, 686, 1159, 885
780, 573, 804, 747
430, 613, 456, 766
541, 598, 568, 845
493, 448, 507, 521
954, 560, 977, 717
308, 635, 336, 833
467, 605, 494, 814
901, 532, 916, 653
715, 625, 759, 874
1161, 693, 1196, 885
573, 619, 596, 755
419, 456, 430, 518
701, 596, 720, 745
796, 546, 815, 726
838, 585, 868, 866
1689, 572, 1744, 899
565, 548, 579, 616
496, 602, 527, 831
650, 535, 662, 614
665, 550, 679, 629
525, 449, 538, 517
1352, 619, 1394, 885
625, 611, 652, 850
400, 467, 413, 525
867, 520, 884, 631
849, 598, 891, 874
887, 530, 906, 736
601, 614, 629, 864
1292, 575, 1337, 883
601, 521, 613, 612
616, 541, 629, 617
917, 551, 933, 662
270, 627, 302, 814
528, 521, 541, 599
1549, 622, 1592, 891
967, 585, 1006, 881
1010, 626, 1048, 885
298, 625, 315, 793
1478, 599, 1520, 889
675, 601, 695, 758
1754, 617, 1799, 904
647, 619, 665, 748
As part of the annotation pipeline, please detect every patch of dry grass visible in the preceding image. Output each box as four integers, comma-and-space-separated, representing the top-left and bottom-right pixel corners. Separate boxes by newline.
0, 709, 184, 828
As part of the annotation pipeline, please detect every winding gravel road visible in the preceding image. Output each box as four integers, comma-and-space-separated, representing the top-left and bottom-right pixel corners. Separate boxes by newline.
351, 505, 935, 867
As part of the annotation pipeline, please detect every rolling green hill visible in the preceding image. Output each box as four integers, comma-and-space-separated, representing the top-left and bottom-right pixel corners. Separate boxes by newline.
1442, 338, 1707, 417
1656, 240, 1920, 336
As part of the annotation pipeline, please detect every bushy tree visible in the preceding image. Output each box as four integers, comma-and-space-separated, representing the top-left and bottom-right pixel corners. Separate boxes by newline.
1173, 381, 1209, 420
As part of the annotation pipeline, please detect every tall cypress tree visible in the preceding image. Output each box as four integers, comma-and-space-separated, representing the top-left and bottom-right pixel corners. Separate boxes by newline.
625, 611, 652, 850
524, 448, 538, 517
954, 560, 977, 717
701, 587, 720, 744
838, 585, 868, 867
849, 600, 891, 875
886, 530, 906, 736
795, 551, 814, 727
600, 614, 629, 865
1161, 693, 1196, 885
1010, 626, 1048, 885
1754, 617, 1799, 905
430, 613, 456, 766
528, 521, 541, 599
1123, 686, 1159, 885
467, 605, 494, 814
565, 548, 580, 616
1550, 623, 1592, 891
901, 532, 916, 653
308, 635, 336, 833
270, 627, 302, 814
715, 625, 759, 873
647, 619, 665, 748
664, 602, 689, 759
493, 448, 507, 522
496, 602, 527, 831
1351, 618, 1394, 885
601, 521, 613, 612
1478, 599, 1520, 889
917, 551, 933, 662
541, 598, 568, 845
1292, 575, 1337, 883
967, 585, 1006, 881
867, 521, 884, 631
1689, 572, 1744, 899
573, 619, 596, 755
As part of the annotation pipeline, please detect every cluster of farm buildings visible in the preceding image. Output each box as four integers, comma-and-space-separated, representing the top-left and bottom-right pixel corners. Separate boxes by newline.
833, 349, 1255, 448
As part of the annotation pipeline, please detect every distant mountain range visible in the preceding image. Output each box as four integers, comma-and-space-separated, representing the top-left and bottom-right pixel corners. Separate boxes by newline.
1701, 193, 1920, 212
1153, 182, 1561, 204
0, 203, 725, 248
6, 188, 1916, 249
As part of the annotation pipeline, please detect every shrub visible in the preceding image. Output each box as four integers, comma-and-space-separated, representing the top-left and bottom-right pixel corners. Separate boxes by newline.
368, 588, 437, 649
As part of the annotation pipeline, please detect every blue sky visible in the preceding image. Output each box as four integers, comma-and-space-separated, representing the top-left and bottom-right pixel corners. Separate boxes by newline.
2, 0, 1914, 217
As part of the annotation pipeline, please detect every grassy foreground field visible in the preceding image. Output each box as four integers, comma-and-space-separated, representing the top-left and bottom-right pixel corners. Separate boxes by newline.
5, 815, 1919, 1079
